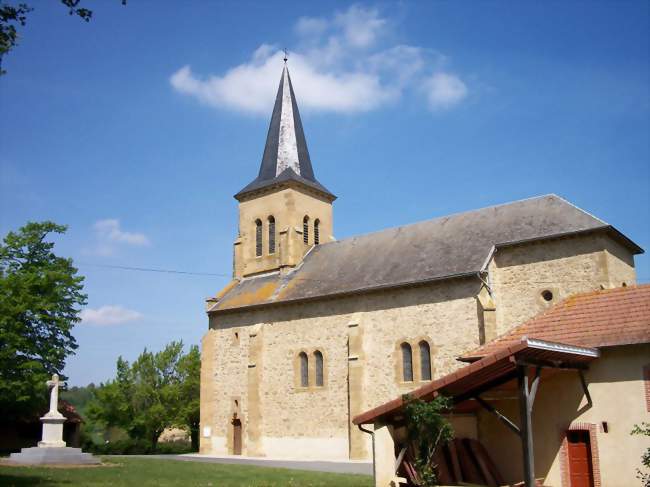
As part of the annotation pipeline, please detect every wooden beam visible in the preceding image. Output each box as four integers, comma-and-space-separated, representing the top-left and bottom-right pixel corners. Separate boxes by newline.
517, 365, 535, 487
473, 395, 521, 437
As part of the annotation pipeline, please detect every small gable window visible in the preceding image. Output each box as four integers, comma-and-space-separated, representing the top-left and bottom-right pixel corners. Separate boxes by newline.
314, 219, 320, 245
268, 216, 276, 254
299, 352, 309, 387
255, 219, 263, 257
303, 216, 309, 244
401, 342, 413, 382
419, 341, 432, 381
314, 350, 324, 387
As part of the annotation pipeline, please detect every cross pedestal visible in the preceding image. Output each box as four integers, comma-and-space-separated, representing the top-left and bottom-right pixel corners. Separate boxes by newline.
7, 374, 100, 465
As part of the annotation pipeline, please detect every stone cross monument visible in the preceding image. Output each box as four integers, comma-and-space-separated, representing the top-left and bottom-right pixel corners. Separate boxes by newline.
38, 374, 66, 448
8, 373, 100, 464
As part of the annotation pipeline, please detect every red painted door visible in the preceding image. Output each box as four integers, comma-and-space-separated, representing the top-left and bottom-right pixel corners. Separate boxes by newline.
567, 430, 594, 487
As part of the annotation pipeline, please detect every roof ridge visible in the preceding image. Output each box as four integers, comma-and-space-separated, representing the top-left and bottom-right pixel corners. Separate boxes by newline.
313, 194, 603, 250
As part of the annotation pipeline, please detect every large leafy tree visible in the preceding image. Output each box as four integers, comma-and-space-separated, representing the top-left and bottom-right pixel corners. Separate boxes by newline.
88, 341, 200, 450
175, 345, 200, 450
0, 221, 87, 418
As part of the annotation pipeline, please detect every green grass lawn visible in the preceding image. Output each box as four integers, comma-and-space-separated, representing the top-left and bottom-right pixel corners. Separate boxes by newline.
0, 456, 372, 486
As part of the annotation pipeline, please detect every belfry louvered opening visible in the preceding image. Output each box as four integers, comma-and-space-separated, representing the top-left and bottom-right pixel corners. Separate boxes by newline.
255, 219, 263, 257
268, 216, 275, 254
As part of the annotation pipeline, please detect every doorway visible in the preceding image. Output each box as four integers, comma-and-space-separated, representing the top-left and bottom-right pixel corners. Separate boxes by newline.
567, 430, 594, 487
232, 418, 242, 455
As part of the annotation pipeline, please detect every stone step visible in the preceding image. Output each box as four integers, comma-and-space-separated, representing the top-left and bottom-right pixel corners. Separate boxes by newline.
9, 446, 101, 465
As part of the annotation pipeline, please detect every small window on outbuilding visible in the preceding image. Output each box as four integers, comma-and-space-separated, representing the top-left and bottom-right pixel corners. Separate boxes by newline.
314, 219, 320, 245
268, 216, 276, 254
401, 343, 413, 382
419, 341, 432, 381
303, 216, 309, 244
299, 352, 309, 387
255, 219, 263, 257
314, 350, 324, 387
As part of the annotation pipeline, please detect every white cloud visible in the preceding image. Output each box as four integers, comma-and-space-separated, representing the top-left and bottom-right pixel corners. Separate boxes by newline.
171, 4, 468, 115
89, 219, 150, 256
80, 305, 143, 326
334, 5, 386, 48
424, 73, 468, 109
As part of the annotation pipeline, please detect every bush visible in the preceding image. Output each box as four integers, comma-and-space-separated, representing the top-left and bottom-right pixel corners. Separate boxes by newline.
82, 437, 195, 455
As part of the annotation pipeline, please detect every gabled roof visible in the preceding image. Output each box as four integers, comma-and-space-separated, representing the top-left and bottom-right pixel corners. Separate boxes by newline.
461, 284, 650, 361
209, 194, 643, 313
235, 66, 335, 201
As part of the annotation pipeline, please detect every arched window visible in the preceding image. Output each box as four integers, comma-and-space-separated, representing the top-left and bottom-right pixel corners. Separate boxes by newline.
314, 350, 324, 387
419, 341, 432, 381
401, 343, 413, 382
314, 219, 320, 245
268, 216, 275, 254
255, 219, 262, 257
303, 216, 309, 244
299, 352, 309, 387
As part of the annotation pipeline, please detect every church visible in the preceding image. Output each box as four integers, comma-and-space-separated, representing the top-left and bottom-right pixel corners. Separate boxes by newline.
198, 65, 641, 461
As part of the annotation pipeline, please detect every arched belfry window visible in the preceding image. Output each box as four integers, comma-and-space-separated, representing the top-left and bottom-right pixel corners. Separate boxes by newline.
314, 219, 320, 245
299, 352, 309, 387
401, 343, 413, 382
268, 216, 275, 254
303, 216, 309, 244
419, 341, 432, 381
314, 350, 324, 387
255, 219, 262, 257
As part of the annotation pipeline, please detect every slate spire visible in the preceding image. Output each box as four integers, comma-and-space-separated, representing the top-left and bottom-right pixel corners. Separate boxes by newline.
235, 66, 335, 201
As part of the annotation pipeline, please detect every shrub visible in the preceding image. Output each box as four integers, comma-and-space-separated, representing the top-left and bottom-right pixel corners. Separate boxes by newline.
403, 395, 454, 486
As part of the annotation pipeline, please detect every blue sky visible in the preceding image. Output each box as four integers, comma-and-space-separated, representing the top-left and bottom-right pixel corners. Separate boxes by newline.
1, 1, 648, 386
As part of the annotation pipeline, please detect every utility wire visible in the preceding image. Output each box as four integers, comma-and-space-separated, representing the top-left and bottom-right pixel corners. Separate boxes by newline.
76, 261, 650, 285
77, 263, 230, 277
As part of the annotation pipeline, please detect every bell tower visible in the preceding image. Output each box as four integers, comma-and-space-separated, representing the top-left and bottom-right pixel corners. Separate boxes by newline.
233, 65, 336, 279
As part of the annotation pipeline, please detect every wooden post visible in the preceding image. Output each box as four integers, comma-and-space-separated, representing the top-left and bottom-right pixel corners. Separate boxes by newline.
517, 365, 535, 487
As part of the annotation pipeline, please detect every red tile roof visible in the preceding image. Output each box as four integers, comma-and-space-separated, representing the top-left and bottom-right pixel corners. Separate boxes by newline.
461, 284, 650, 361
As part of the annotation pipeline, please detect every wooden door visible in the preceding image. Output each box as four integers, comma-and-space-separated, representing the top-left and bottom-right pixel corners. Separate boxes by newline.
233, 419, 242, 455
567, 430, 594, 487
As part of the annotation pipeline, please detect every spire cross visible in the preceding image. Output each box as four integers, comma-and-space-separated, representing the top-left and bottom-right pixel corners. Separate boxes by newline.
283, 48, 289, 64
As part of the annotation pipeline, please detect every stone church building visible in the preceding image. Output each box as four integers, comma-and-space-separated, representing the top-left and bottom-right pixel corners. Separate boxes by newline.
199, 66, 641, 461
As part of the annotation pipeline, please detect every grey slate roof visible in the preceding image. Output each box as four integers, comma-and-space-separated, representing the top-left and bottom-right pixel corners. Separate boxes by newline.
209, 195, 643, 313
235, 67, 335, 201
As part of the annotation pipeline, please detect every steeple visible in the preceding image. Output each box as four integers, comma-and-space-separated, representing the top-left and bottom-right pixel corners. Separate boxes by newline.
235, 66, 335, 201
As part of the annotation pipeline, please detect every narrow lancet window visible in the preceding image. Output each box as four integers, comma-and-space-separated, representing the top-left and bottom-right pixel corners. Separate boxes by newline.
268, 216, 276, 254
303, 216, 309, 244
255, 219, 263, 257
401, 343, 413, 382
299, 352, 309, 387
314, 350, 324, 387
419, 341, 432, 381
314, 219, 320, 245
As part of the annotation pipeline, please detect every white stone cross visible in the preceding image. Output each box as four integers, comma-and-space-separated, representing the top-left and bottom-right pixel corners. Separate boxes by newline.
46, 374, 62, 417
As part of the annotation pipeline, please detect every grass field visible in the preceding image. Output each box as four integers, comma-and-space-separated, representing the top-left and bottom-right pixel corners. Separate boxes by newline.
0, 456, 372, 486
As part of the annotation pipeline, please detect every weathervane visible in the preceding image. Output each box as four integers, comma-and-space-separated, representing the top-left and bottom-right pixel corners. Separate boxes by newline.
283, 48, 289, 64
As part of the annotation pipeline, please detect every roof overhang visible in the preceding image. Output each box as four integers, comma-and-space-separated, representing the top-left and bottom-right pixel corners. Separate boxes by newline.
353, 338, 599, 425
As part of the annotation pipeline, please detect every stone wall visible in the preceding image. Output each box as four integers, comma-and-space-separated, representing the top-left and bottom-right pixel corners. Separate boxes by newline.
489, 233, 636, 336
201, 276, 483, 459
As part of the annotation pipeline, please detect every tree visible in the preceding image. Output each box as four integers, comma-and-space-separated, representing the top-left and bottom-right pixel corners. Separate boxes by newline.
0, 221, 87, 418
632, 422, 650, 487
174, 345, 200, 451
0, 0, 126, 74
403, 395, 454, 486
88, 341, 200, 450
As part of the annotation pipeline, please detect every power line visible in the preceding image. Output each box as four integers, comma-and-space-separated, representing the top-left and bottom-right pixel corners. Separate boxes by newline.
76, 261, 650, 285
77, 263, 230, 277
